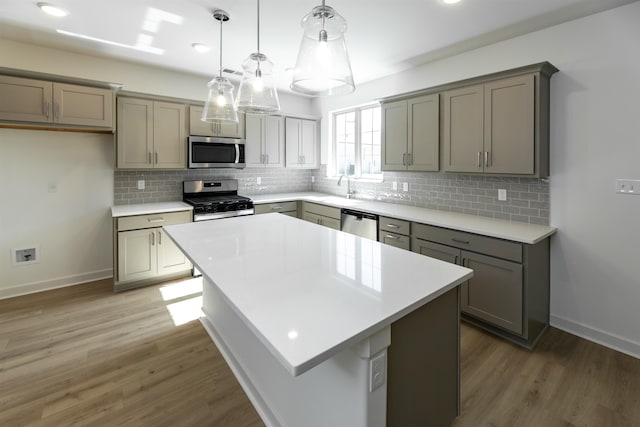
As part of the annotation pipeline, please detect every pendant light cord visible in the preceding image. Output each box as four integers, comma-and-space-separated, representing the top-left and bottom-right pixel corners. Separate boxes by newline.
218, 15, 223, 77
256, 0, 261, 54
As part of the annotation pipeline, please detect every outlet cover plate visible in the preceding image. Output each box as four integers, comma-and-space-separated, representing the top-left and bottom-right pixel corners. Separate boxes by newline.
616, 179, 640, 195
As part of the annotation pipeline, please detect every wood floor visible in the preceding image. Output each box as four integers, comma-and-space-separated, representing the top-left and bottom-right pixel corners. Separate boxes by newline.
1, 278, 639, 427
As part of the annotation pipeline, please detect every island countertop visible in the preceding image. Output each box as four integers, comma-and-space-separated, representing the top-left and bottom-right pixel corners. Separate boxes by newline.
164, 213, 473, 376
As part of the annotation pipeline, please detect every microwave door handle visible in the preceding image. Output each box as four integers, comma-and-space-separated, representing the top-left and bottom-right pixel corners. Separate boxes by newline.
235, 144, 240, 164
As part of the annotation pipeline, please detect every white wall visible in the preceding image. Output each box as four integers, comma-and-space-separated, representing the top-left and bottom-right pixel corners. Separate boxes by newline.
0, 129, 114, 297
313, 2, 640, 357
0, 39, 313, 298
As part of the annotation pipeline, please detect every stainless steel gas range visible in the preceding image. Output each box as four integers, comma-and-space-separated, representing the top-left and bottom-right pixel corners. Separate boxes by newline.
183, 179, 254, 222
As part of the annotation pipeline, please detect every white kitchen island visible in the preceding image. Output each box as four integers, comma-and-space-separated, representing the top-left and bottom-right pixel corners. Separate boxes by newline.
164, 214, 473, 427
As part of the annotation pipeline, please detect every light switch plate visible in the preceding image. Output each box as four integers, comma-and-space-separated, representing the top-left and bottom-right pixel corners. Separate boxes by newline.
498, 189, 507, 201
369, 351, 387, 392
137, 180, 145, 190
402, 182, 409, 192
616, 179, 640, 195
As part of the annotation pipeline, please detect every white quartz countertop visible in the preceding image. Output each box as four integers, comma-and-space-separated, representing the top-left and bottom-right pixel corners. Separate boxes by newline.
252, 192, 556, 244
164, 214, 473, 376
111, 202, 192, 218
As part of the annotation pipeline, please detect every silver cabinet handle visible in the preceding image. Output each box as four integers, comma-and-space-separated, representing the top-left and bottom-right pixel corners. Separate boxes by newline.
386, 224, 399, 229
155, 152, 158, 164
158, 230, 162, 245
44, 101, 50, 118
385, 234, 400, 240
150, 231, 155, 246
452, 238, 470, 244
402, 153, 407, 166
271, 206, 284, 211
454, 255, 459, 264
477, 151, 481, 167
266, 154, 269, 164
407, 153, 412, 166
54, 102, 60, 120
148, 152, 152, 164
148, 218, 165, 223
485, 151, 490, 167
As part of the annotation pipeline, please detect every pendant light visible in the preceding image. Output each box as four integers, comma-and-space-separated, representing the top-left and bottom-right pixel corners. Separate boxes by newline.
290, 0, 355, 96
236, 0, 280, 114
202, 10, 238, 123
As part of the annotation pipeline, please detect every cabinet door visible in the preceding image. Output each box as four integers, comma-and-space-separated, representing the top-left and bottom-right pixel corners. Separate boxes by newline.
411, 238, 460, 264
408, 94, 439, 171
484, 75, 535, 174
0, 76, 52, 123
285, 118, 301, 167
443, 85, 484, 173
117, 98, 154, 169
157, 229, 192, 276
217, 112, 245, 138
188, 106, 214, 136
153, 101, 186, 169
244, 114, 265, 167
320, 216, 341, 230
302, 211, 322, 225
381, 100, 408, 171
264, 116, 285, 167
117, 229, 157, 283
300, 119, 318, 168
379, 231, 410, 251
53, 83, 113, 128
461, 250, 523, 335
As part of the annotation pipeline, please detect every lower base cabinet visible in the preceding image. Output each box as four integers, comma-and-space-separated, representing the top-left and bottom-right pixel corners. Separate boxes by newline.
412, 222, 549, 349
300, 201, 341, 230
114, 210, 192, 291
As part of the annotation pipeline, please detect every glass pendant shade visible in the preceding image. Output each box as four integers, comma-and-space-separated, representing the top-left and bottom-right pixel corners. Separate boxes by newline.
202, 76, 238, 122
291, 4, 355, 96
236, 52, 280, 114
202, 9, 239, 123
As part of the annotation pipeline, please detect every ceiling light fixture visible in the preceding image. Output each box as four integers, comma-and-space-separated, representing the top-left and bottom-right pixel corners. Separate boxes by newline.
442, 0, 462, 4
202, 10, 238, 124
290, 0, 354, 96
236, 0, 280, 114
37, 2, 68, 17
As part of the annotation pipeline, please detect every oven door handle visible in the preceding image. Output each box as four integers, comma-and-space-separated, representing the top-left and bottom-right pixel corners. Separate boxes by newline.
235, 144, 240, 164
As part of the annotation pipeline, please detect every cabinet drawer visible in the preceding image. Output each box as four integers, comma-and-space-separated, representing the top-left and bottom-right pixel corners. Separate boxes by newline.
379, 216, 410, 236
379, 231, 410, 251
255, 201, 298, 215
412, 222, 521, 263
301, 201, 341, 220
117, 210, 192, 231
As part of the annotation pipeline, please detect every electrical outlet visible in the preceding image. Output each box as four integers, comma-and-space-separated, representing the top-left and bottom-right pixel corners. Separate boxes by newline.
392, 182, 398, 191
11, 246, 39, 266
498, 189, 507, 201
137, 180, 145, 190
311, 176, 315, 183
402, 182, 409, 192
257, 177, 261, 185
616, 179, 640, 195
369, 351, 387, 392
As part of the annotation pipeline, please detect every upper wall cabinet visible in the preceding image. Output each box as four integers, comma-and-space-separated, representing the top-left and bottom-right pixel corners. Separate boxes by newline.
0, 75, 114, 130
442, 64, 557, 177
117, 97, 186, 169
189, 106, 245, 138
285, 117, 319, 169
382, 93, 439, 172
245, 114, 285, 168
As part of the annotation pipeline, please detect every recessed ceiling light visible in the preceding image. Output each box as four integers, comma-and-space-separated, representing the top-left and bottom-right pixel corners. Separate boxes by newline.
191, 43, 210, 53
37, 2, 69, 17
442, 0, 462, 4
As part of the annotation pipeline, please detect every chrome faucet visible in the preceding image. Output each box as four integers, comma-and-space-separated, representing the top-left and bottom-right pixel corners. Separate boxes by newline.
337, 174, 355, 199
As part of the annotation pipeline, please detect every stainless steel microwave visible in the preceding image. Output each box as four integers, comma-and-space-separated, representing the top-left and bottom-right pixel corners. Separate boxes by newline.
188, 135, 245, 169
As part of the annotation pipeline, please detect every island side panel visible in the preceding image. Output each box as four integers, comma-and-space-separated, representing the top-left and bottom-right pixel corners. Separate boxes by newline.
387, 286, 460, 427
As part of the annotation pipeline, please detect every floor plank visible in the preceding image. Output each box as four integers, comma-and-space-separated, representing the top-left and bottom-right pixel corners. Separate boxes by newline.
1, 278, 639, 426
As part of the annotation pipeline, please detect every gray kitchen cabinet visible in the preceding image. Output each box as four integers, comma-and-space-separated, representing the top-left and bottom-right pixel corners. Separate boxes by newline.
412, 222, 549, 348
382, 93, 439, 172
301, 201, 340, 230
245, 114, 285, 168
117, 98, 186, 169
443, 67, 554, 176
0, 75, 114, 129
285, 117, 319, 169
114, 210, 192, 291
189, 105, 245, 138
378, 216, 411, 250
254, 201, 298, 217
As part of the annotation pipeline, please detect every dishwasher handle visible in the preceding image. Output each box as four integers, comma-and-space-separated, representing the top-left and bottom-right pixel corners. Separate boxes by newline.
340, 209, 378, 221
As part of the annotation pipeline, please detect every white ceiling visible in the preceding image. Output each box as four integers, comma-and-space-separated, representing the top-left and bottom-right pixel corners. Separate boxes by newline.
0, 0, 636, 94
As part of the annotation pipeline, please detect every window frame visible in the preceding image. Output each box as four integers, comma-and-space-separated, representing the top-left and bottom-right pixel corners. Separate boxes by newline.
331, 102, 382, 179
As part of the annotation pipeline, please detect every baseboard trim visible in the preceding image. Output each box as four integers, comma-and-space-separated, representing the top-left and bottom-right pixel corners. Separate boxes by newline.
0, 269, 113, 300
550, 314, 640, 360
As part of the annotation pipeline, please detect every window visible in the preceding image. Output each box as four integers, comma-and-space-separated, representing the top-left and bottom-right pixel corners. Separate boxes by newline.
333, 104, 381, 178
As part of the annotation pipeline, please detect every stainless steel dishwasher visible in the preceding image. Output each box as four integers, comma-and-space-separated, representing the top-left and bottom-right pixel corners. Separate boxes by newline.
340, 209, 378, 240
